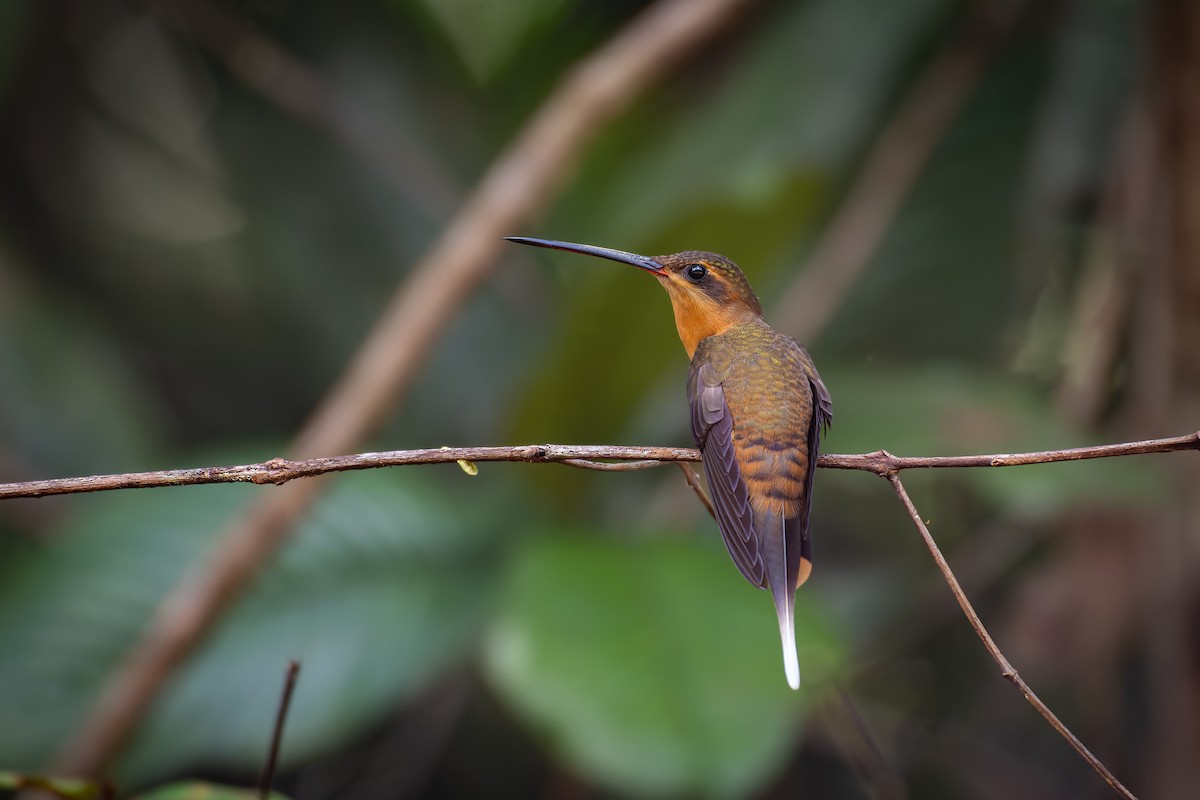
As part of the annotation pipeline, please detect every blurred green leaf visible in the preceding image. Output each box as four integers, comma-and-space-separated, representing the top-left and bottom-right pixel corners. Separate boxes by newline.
404, 0, 569, 81
0, 771, 109, 799
0, 468, 506, 784
485, 533, 844, 798
132, 782, 287, 800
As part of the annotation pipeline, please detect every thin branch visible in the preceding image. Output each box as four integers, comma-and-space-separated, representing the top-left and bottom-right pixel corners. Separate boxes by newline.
0, 446, 696, 500
557, 458, 670, 471
49, 0, 759, 776
4, 433, 1195, 501
886, 473, 1137, 800
258, 660, 301, 800
675, 462, 716, 520
854, 519, 1041, 682
823, 431, 1200, 473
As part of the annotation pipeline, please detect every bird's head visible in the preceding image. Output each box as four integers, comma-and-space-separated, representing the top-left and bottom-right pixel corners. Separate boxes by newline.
506, 237, 763, 357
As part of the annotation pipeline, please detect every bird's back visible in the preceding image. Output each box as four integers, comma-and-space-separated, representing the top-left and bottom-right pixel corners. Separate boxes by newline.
696, 320, 815, 523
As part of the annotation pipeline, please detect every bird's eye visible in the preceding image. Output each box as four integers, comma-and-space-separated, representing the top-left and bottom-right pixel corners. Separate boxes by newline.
685, 263, 707, 282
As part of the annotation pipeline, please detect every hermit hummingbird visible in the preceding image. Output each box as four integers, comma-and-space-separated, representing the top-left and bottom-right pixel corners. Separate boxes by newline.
507, 236, 832, 689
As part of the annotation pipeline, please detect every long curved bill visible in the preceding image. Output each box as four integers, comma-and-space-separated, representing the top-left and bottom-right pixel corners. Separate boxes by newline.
505, 236, 664, 274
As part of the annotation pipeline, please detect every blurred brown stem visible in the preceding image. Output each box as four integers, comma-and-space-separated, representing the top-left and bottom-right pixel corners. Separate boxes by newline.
148, 0, 460, 220
48, 0, 759, 777
886, 473, 1137, 800
1054, 103, 1148, 424
812, 691, 908, 800
774, 0, 1021, 342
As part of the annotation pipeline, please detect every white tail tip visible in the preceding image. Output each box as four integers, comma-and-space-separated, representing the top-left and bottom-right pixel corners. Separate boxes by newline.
784, 651, 800, 690
780, 611, 801, 690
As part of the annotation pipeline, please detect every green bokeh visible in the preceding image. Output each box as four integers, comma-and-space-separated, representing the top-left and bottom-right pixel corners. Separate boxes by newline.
486, 533, 844, 798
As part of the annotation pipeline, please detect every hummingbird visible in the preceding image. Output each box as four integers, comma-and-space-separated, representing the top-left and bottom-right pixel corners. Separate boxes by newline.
506, 236, 831, 689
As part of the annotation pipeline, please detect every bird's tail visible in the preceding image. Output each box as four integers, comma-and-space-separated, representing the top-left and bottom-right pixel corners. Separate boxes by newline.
759, 508, 800, 689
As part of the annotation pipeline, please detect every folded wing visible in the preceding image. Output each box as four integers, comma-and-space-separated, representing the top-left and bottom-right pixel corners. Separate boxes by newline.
688, 360, 765, 587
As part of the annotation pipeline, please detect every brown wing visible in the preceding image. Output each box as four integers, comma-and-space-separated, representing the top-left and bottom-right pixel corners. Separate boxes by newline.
688, 359, 766, 587
791, 344, 830, 588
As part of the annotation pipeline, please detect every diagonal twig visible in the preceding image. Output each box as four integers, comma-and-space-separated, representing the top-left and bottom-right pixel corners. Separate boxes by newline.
675, 462, 716, 520
885, 472, 1138, 800
258, 660, 301, 800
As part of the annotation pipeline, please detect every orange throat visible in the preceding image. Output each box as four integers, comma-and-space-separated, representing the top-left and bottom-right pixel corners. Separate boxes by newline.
662, 279, 753, 357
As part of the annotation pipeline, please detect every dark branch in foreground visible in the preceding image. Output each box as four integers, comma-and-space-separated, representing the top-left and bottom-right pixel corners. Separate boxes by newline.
1, 432, 1195, 501
258, 660, 300, 800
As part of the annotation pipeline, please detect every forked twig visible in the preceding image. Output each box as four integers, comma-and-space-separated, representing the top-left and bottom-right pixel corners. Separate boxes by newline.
885, 473, 1137, 800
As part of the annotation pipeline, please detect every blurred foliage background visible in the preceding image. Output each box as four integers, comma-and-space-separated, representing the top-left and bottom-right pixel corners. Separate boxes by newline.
1, 0, 1198, 797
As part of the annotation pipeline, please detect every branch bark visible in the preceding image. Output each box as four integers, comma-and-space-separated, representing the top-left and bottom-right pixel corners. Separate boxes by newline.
4, 433, 1195, 501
